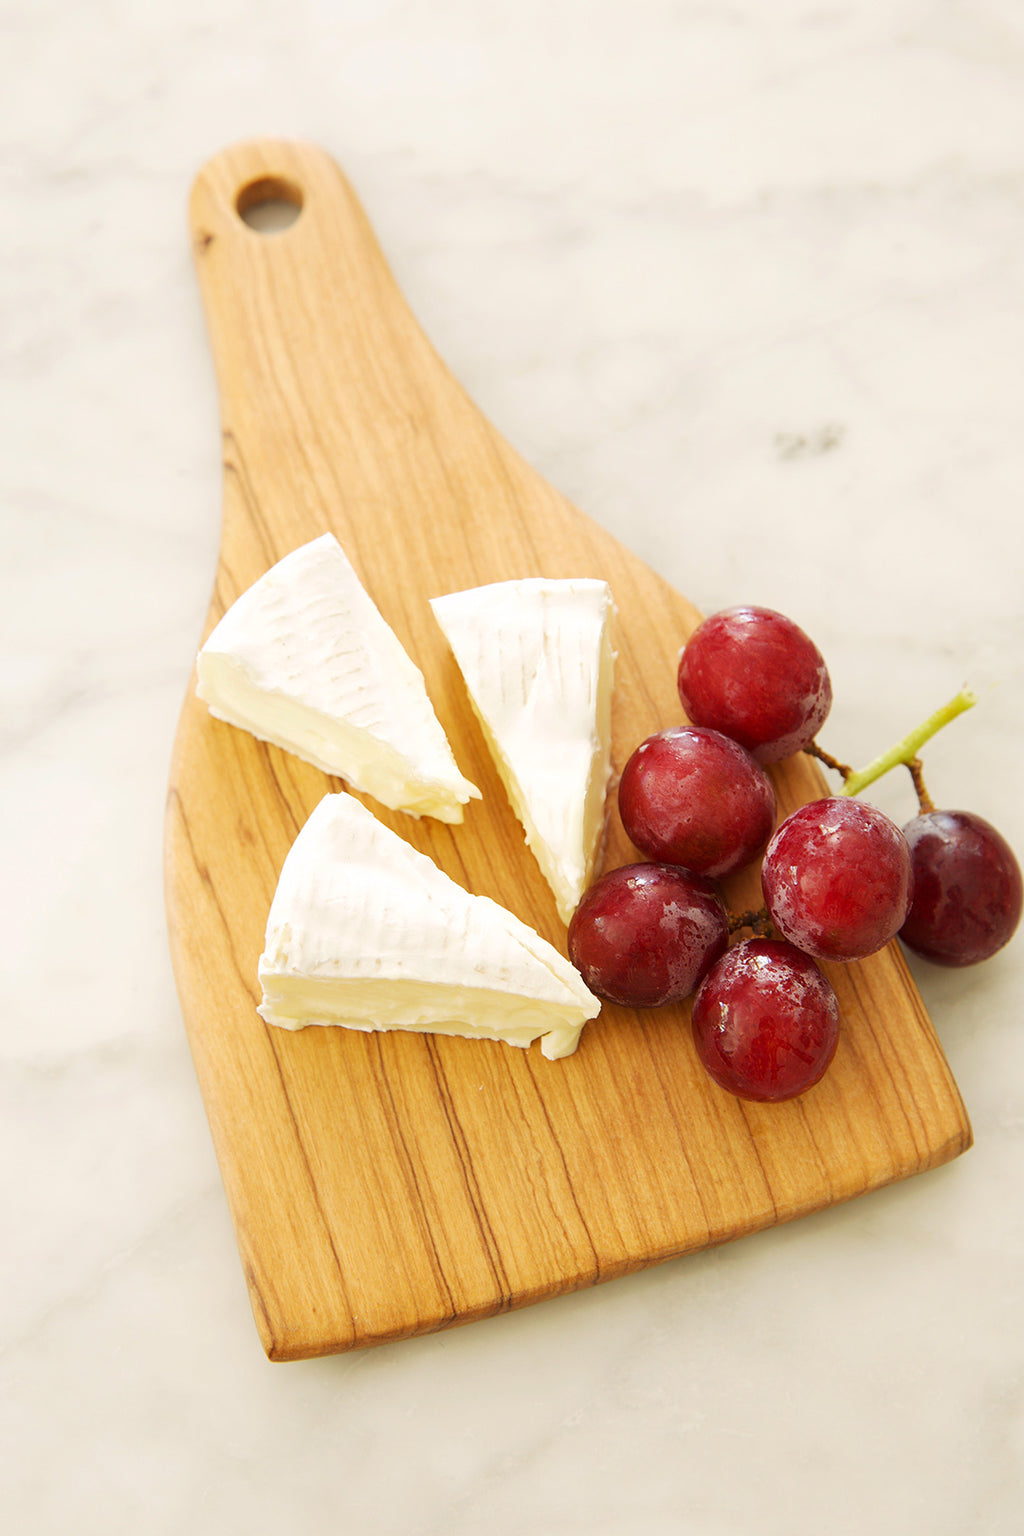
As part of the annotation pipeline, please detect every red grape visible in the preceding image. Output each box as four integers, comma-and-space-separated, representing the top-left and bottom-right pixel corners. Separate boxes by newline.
618, 726, 776, 878
691, 938, 840, 1102
677, 606, 832, 763
762, 797, 912, 961
899, 810, 1022, 967
568, 863, 728, 1008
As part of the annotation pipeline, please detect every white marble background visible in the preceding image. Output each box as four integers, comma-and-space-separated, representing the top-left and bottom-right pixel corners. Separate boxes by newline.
3, 1, 1023, 1531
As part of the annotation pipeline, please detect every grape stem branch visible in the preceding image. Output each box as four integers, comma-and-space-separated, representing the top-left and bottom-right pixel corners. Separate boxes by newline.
728, 907, 775, 938
805, 741, 853, 779
837, 688, 976, 800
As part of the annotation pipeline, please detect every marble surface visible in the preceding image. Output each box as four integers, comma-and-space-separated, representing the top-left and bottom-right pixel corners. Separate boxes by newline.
3, 1, 1024, 1531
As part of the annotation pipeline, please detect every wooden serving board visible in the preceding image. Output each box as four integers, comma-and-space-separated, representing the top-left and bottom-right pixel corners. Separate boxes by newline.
165, 139, 972, 1361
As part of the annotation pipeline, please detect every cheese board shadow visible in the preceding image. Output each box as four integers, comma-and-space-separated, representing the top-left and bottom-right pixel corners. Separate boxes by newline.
165, 138, 972, 1361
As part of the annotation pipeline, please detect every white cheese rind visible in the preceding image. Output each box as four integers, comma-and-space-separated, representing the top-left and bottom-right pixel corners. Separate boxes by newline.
195, 533, 480, 823
430, 577, 616, 923
257, 793, 601, 1060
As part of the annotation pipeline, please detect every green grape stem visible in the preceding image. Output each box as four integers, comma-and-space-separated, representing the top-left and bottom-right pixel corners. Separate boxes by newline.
839, 689, 977, 800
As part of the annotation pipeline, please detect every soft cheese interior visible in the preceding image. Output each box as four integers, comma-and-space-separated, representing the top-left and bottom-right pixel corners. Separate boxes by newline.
257, 793, 602, 1060
430, 578, 616, 923
196, 533, 479, 823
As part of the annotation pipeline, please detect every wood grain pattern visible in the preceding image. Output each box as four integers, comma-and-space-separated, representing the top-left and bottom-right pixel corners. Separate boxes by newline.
165, 139, 972, 1361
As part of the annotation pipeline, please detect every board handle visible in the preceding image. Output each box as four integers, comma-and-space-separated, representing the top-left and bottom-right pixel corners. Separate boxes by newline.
188, 137, 378, 263
186, 138, 444, 600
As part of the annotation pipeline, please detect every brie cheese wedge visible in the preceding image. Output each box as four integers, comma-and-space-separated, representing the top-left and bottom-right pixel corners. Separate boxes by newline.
430, 577, 616, 923
257, 793, 601, 1060
196, 533, 480, 823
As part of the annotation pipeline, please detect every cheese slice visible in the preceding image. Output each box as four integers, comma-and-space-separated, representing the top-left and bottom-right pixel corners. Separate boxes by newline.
430, 578, 616, 923
195, 533, 480, 823
257, 793, 601, 1060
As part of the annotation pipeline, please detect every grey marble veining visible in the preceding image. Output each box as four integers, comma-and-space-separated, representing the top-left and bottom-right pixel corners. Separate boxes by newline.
2, 2, 1023, 1532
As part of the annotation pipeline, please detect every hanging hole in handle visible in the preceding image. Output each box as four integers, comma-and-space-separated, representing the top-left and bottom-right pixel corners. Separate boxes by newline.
236, 175, 304, 234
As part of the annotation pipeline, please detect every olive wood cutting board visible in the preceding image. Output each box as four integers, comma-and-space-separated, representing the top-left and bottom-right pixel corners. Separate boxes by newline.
165, 139, 972, 1361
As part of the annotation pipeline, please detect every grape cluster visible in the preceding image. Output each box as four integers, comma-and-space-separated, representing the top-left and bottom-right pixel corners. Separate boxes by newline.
568, 604, 1022, 1104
